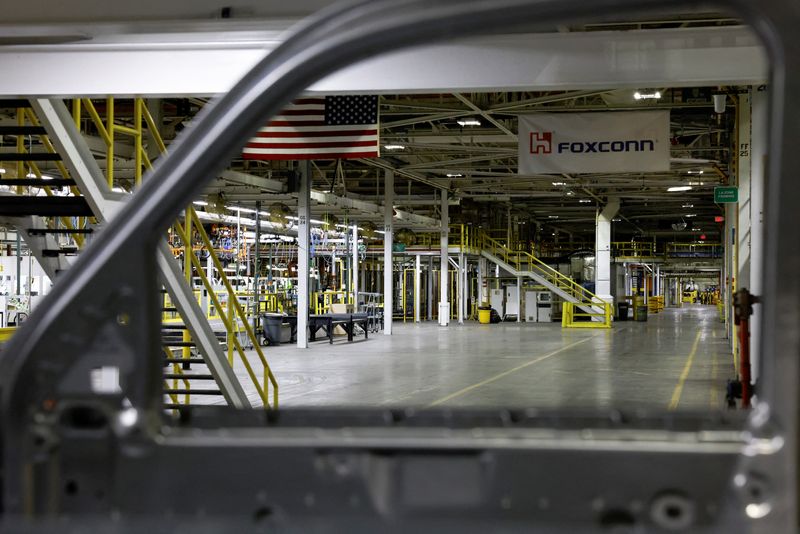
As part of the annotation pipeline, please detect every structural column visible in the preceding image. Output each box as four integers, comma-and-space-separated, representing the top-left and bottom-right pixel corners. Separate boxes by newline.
383, 170, 394, 335
296, 160, 311, 349
594, 198, 620, 304
414, 255, 421, 323
749, 86, 768, 383
352, 222, 359, 310
457, 252, 464, 324
439, 191, 450, 326
427, 256, 434, 321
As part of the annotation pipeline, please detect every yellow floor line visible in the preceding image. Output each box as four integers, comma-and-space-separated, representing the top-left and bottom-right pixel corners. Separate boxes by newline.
668, 330, 703, 410
427, 334, 600, 408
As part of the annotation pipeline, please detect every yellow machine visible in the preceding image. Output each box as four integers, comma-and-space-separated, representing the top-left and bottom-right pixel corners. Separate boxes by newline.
682, 290, 698, 303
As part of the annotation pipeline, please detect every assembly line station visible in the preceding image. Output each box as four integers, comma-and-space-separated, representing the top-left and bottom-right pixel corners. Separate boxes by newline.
0, 4, 765, 413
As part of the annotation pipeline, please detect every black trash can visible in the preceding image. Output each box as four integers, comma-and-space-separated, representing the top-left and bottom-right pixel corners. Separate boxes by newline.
617, 302, 630, 321
261, 313, 284, 346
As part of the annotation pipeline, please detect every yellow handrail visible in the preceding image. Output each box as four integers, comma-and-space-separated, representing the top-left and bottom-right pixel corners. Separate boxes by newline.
561, 301, 612, 329
76, 97, 278, 408
185, 209, 279, 408
475, 229, 607, 305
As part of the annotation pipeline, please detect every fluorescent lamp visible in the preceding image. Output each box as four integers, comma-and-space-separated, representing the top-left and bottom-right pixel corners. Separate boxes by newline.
682, 203, 694, 208
687, 170, 704, 175
384, 144, 405, 150
193, 200, 208, 206
26, 172, 36, 178
667, 186, 692, 192
548, 215, 559, 219
0, 168, 5, 174
634, 91, 661, 100
228, 206, 257, 214
456, 119, 481, 127
566, 191, 575, 196
552, 181, 567, 186
579, 199, 592, 203
685, 214, 697, 217
446, 173, 463, 178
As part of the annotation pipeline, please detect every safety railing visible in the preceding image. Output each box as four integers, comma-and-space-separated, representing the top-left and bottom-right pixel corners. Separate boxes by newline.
75, 97, 278, 408
561, 301, 612, 329
612, 241, 657, 258
179, 209, 278, 408
665, 242, 723, 258
475, 230, 607, 306
313, 290, 351, 315
72, 98, 158, 188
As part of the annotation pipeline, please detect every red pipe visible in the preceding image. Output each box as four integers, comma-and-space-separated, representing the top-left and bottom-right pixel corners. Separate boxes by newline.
737, 315, 752, 408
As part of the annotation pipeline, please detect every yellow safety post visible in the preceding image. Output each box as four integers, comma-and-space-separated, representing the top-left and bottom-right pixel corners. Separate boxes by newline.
106, 97, 114, 188
133, 98, 143, 187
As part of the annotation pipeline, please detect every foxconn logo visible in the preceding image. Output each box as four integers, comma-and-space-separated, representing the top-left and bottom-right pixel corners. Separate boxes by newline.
529, 131, 552, 154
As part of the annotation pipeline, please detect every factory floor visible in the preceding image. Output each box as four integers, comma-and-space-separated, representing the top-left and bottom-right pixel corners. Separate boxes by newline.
230, 304, 731, 411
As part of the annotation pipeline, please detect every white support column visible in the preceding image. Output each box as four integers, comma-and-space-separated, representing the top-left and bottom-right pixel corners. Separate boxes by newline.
517, 275, 522, 323
296, 160, 311, 349
383, 170, 394, 335
738, 90, 753, 297
594, 198, 620, 305
414, 254, 421, 323
352, 222, 359, 310
439, 191, 450, 326
749, 85, 767, 384
427, 256, 434, 321
456, 252, 467, 324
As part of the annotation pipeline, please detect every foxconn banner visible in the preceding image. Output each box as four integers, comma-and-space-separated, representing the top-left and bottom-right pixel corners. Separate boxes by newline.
518, 111, 670, 174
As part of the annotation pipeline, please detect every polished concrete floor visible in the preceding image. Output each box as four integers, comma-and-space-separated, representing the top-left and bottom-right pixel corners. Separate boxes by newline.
225, 304, 732, 411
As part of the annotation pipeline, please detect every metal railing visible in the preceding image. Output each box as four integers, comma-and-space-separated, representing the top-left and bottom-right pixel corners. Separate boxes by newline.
612, 241, 657, 258
75, 97, 278, 408
561, 301, 612, 328
473, 230, 607, 306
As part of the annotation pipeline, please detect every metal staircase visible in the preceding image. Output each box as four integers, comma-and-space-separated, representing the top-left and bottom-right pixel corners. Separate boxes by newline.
0, 98, 277, 408
475, 231, 611, 325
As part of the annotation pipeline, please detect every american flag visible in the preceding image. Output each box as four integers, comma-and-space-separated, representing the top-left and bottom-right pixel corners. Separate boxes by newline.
242, 96, 380, 160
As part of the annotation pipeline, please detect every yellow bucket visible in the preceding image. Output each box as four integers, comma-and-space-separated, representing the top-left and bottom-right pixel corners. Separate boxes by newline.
478, 308, 491, 324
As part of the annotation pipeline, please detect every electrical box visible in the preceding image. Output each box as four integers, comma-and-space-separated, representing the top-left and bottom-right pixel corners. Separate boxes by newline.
505, 285, 519, 319
524, 291, 538, 322
490, 288, 504, 317
537, 292, 552, 322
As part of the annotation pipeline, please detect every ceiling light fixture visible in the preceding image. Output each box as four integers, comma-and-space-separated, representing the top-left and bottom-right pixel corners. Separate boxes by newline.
456, 119, 481, 127
548, 215, 559, 219
552, 181, 567, 186
566, 191, 575, 196
685, 214, 697, 217
446, 173, 463, 178
687, 170, 704, 175
579, 199, 592, 203
667, 186, 692, 192
384, 144, 405, 150
228, 206, 257, 214
682, 203, 694, 208
193, 200, 208, 206
633, 90, 661, 100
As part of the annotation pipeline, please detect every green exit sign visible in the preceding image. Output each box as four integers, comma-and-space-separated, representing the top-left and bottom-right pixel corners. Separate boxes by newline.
714, 186, 738, 203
